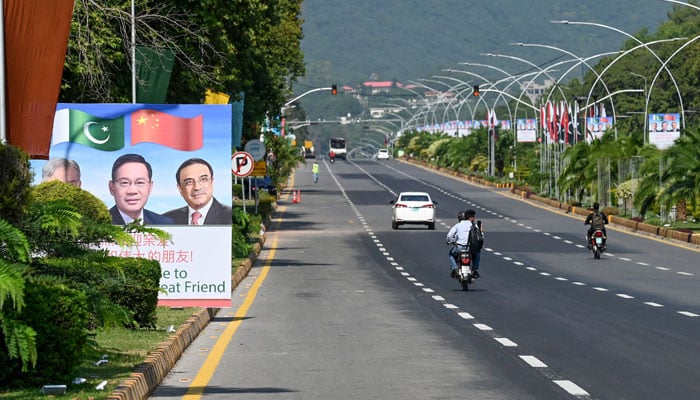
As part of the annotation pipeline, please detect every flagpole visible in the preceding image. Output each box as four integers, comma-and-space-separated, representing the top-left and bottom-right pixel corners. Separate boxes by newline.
131, 0, 136, 104
0, 0, 7, 144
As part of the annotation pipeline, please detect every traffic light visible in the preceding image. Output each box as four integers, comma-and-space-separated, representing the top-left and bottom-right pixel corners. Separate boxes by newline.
473, 85, 480, 97
331, 84, 338, 95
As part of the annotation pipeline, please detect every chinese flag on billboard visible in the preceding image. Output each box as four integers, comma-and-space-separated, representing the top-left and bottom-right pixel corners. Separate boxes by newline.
131, 109, 204, 151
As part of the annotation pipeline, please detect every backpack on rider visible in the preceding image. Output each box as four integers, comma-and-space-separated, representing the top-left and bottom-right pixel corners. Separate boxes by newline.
469, 223, 484, 252
591, 211, 605, 229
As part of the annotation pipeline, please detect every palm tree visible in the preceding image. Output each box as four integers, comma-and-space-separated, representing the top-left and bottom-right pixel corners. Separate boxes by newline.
0, 219, 37, 372
559, 141, 593, 203
658, 127, 700, 221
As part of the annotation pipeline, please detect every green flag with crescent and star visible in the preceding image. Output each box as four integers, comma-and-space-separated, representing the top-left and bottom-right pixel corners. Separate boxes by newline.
51, 108, 125, 151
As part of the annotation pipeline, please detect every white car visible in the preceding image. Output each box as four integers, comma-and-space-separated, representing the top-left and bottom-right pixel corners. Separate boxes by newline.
390, 191, 437, 230
377, 149, 390, 159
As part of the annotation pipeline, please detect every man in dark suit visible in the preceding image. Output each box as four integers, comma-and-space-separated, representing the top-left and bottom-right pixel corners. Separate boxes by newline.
108, 153, 173, 225
164, 158, 232, 225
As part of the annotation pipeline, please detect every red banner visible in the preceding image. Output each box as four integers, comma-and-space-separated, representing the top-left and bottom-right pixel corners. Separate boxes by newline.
4, 0, 74, 159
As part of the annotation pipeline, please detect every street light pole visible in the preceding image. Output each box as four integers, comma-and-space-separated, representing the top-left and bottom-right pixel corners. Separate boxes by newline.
629, 72, 648, 143
551, 20, 686, 127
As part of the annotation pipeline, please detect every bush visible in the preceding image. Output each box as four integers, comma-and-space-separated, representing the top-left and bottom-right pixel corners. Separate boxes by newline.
32, 180, 110, 223
0, 277, 89, 387
0, 144, 33, 226
232, 207, 251, 258
25, 181, 115, 256
33, 252, 161, 328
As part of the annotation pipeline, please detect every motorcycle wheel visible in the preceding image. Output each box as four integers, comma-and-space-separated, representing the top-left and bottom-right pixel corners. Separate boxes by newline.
594, 248, 601, 259
461, 277, 470, 291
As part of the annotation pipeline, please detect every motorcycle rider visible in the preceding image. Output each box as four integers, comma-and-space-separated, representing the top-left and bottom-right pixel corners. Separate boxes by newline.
446, 210, 472, 278
329, 150, 336, 163
584, 202, 609, 249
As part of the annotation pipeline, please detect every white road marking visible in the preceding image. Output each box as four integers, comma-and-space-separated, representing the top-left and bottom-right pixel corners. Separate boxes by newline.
503, 257, 512, 261
573, 282, 586, 286
644, 302, 664, 307
616, 294, 634, 299
514, 261, 524, 266
458, 312, 474, 320
474, 323, 493, 331
553, 380, 589, 396
636, 262, 650, 266
678, 311, 699, 317
678, 271, 694, 276
540, 272, 551, 276
555, 277, 568, 281
494, 337, 518, 347
432, 295, 445, 301
422, 288, 434, 293
400, 272, 410, 276
413, 282, 424, 287
520, 355, 548, 368
407, 277, 416, 282
444, 304, 459, 309
593, 287, 609, 292
619, 257, 632, 262
526, 267, 537, 271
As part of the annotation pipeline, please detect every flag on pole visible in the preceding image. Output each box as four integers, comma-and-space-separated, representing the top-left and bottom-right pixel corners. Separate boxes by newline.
51, 109, 126, 151
131, 109, 204, 150
560, 101, 569, 144
488, 108, 499, 141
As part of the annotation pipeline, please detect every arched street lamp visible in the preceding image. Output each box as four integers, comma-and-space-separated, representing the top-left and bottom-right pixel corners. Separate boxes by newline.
510, 42, 620, 136
629, 72, 648, 135
582, 37, 689, 140
551, 20, 686, 129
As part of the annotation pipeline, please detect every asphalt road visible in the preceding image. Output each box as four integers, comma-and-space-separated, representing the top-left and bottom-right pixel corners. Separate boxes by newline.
150, 158, 700, 400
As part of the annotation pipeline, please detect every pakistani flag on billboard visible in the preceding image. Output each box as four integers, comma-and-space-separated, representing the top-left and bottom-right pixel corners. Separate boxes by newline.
51, 109, 125, 151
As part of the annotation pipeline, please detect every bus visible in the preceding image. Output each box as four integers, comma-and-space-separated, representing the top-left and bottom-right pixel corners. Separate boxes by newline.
329, 137, 347, 160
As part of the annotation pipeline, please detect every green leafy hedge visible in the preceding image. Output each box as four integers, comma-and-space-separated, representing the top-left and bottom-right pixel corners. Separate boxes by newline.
0, 277, 89, 387
33, 252, 161, 328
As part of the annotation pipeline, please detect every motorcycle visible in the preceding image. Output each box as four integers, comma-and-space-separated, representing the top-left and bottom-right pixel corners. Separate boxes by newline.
589, 229, 606, 259
452, 246, 475, 291
329, 151, 336, 164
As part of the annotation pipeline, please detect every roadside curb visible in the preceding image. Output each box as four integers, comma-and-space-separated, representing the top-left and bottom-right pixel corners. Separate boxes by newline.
106, 207, 275, 400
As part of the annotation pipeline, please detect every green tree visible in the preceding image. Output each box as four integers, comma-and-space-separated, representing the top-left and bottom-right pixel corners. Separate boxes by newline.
62, 0, 305, 143
0, 219, 37, 372
658, 127, 700, 220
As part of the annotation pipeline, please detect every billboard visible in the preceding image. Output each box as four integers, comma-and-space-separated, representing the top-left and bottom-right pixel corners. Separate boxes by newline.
33, 103, 233, 307
516, 118, 538, 142
648, 113, 681, 150
585, 117, 614, 142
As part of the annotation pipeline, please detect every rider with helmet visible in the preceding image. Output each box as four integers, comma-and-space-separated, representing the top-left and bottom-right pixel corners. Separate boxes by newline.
446, 210, 472, 277
584, 202, 609, 249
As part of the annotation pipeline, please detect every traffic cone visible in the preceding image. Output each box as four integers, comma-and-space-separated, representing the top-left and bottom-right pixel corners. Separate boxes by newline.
297, 189, 302, 203
292, 190, 298, 203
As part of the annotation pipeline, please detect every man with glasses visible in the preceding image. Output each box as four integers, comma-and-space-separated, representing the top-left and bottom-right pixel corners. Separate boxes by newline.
108, 153, 174, 225
165, 158, 232, 225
